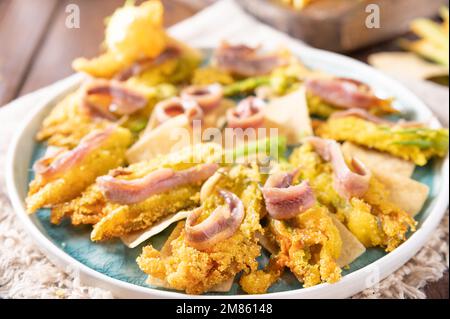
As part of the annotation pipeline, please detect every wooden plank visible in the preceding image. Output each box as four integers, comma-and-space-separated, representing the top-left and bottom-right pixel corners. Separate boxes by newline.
0, 0, 12, 23
340, 0, 447, 51
18, 0, 195, 96
17, 0, 125, 96
0, 0, 58, 106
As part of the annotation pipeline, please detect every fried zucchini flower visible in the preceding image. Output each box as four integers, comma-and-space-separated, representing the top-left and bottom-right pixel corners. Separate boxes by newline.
50, 143, 223, 240
36, 92, 111, 148
105, 0, 166, 64
72, 1, 201, 84
268, 207, 342, 287
37, 80, 176, 148
27, 125, 132, 213
289, 142, 416, 251
137, 165, 263, 295
73, 0, 166, 78
315, 114, 449, 166
240, 166, 342, 294
305, 77, 398, 118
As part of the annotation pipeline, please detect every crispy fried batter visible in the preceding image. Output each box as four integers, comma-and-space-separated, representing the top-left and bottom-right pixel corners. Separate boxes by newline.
51, 183, 106, 225
90, 185, 200, 241
72, 2, 200, 83
27, 126, 132, 214
126, 37, 202, 86
289, 143, 416, 251
73, 52, 130, 79
272, 207, 342, 287
315, 116, 449, 166
239, 256, 283, 294
306, 93, 397, 118
53, 143, 224, 241
241, 206, 342, 294
73, 0, 166, 78
36, 92, 111, 148
38, 81, 180, 148
137, 165, 263, 295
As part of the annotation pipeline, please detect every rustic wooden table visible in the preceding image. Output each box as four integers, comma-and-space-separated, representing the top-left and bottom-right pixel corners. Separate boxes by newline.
0, 0, 447, 299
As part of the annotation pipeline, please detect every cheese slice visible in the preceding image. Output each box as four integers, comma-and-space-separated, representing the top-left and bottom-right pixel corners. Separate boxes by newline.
329, 214, 366, 267
341, 142, 428, 216
126, 115, 194, 163
263, 86, 313, 145
374, 171, 429, 217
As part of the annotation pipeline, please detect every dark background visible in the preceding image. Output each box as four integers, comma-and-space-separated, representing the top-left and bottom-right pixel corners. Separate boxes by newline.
0, 0, 447, 298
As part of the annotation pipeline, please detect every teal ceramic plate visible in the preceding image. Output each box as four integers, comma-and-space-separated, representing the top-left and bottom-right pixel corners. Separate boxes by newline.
6, 46, 449, 298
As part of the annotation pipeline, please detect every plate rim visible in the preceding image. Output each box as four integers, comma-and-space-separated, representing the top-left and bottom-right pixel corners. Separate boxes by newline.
5, 46, 449, 299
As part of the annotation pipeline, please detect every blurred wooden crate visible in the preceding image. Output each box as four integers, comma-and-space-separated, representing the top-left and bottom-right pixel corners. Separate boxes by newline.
238, 0, 448, 52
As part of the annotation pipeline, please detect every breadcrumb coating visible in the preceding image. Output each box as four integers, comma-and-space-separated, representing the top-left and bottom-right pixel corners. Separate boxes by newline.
306, 93, 397, 118
289, 143, 416, 251
137, 165, 264, 295
241, 206, 342, 293
52, 143, 224, 241
315, 116, 449, 166
272, 207, 342, 287
36, 92, 111, 148
239, 254, 283, 294
90, 185, 200, 241
26, 126, 132, 214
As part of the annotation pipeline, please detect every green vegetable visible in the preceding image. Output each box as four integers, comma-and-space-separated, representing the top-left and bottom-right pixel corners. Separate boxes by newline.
391, 127, 449, 151
222, 57, 309, 97
223, 76, 270, 96
126, 117, 148, 133
391, 139, 434, 149
223, 136, 287, 163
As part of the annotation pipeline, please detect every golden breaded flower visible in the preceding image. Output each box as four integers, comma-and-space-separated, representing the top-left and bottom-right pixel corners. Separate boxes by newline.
73, 0, 167, 78
105, 0, 166, 63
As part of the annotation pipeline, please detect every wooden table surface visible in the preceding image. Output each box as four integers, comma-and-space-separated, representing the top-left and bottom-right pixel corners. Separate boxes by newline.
0, 0, 447, 299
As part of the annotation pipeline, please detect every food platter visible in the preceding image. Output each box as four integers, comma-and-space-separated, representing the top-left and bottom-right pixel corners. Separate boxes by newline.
6, 44, 449, 298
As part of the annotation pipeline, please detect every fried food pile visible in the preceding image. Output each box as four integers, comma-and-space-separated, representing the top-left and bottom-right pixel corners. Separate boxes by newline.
52, 143, 221, 241
240, 206, 342, 294
39, 0, 200, 149
72, 0, 200, 81
402, 7, 449, 68
25, 0, 448, 295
